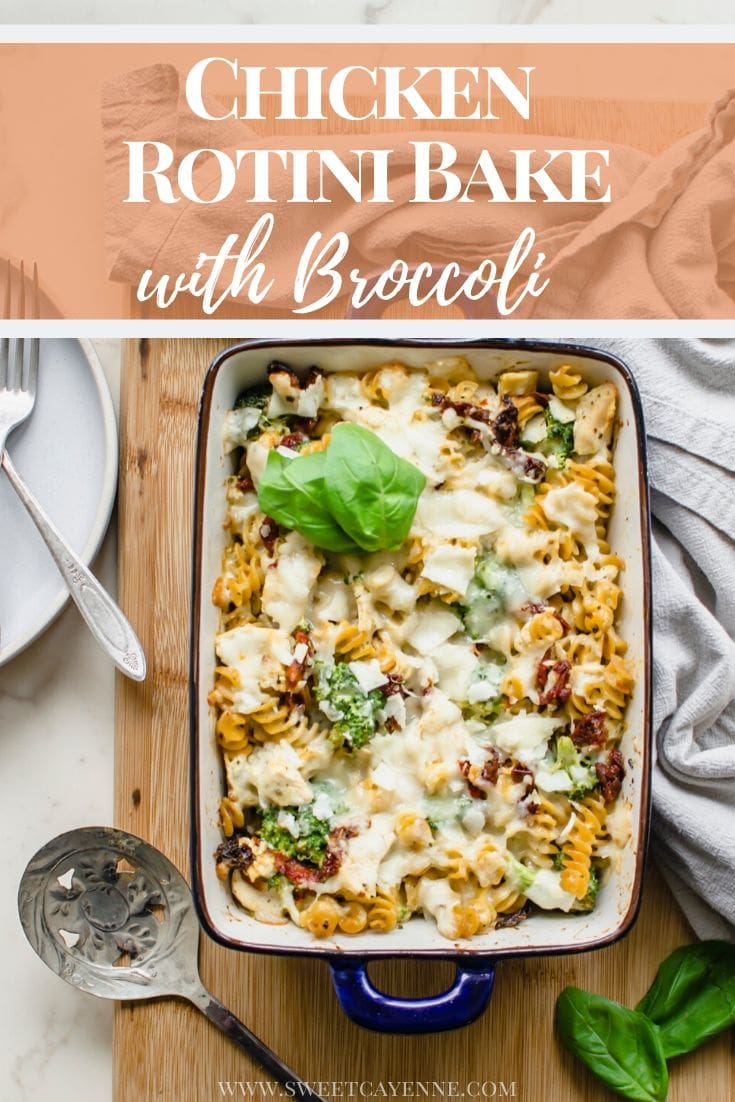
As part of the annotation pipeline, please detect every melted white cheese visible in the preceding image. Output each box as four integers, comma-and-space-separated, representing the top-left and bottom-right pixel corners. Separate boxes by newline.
223, 407, 260, 452
324, 373, 370, 414
420, 544, 476, 596
524, 868, 576, 912
261, 532, 322, 633
430, 642, 479, 702
363, 563, 417, 613
309, 574, 355, 623
216, 624, 290, 713
415, 489, 505, 539
244, 437, 272, 486
418, 878, 462, 939
227, 743, 313, 808
542, 483, 600, 555
402, 601, 462, 654
327, 813, 396, 896
348, 658, 389, 693
489, 711, 565, 766
548, 396, 576, 424
268, 370, 325, 419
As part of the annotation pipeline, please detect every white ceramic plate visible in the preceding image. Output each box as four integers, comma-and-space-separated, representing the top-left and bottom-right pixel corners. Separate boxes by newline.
0, 338, 117, 667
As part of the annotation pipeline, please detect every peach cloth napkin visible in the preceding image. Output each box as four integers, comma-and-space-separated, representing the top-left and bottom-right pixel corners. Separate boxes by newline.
102, 64, 735, 317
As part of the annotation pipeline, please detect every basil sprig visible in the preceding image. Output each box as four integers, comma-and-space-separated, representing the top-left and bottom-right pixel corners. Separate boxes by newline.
324, 423, 427, 552
636, 941, 735, 1058
556, 990, 668, 1102
556, 940, 735, 1101
257, 450, 361, 554
257, 423, 426, 554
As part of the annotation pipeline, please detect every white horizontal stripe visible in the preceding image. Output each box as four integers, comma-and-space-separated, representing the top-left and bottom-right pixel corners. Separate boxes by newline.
0, 320, 733, 337
2, 25, 735, 44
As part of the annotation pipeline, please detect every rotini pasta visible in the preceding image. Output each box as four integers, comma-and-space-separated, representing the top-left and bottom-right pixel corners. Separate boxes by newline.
549, 364, 587, 401
211, 360, 633, 940
560, 797, 607, 900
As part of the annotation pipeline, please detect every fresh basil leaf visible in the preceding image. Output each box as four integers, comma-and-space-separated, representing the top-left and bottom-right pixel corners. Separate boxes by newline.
324, 423, 426, 552
556, 987, 669, 1102
636, 941, 735, 1058
256, 449, 361, 554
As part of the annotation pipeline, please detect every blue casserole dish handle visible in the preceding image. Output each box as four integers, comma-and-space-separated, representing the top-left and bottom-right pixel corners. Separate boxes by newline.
328, 957, 496, 1033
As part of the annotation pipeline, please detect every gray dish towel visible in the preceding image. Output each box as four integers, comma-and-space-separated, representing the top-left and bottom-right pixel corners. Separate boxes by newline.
586, 339, 735, 940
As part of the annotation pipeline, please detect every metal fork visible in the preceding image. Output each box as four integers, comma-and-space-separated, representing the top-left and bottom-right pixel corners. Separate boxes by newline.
0, 260, 146, 681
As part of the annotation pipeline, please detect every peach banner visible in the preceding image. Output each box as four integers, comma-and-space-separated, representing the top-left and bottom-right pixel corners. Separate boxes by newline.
1, 42, 735, 319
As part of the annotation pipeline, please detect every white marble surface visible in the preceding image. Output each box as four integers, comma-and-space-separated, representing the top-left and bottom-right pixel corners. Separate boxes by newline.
0, 339, 119, 1102
0, 0, 734, 21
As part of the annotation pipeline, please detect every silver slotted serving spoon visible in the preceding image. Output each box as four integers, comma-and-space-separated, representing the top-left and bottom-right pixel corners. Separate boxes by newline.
18, 827, 325, 1101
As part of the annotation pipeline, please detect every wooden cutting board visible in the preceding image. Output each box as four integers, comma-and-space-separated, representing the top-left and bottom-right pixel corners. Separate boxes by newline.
115, 338, 732, 1102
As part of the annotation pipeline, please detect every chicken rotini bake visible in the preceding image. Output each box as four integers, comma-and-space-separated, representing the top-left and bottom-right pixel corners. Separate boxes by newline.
209, 357, 634, 942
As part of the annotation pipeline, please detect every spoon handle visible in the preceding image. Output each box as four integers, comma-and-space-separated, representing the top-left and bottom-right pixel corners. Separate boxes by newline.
1, 451, 147, 681
194, 990, 326, 1102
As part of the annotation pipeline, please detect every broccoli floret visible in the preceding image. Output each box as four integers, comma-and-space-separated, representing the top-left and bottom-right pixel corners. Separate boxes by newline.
267, 873, 286, 891
554, 735, 599, 798
235, 383, 270, 410
505, 854, 537, 893
462, 577, 504, 640
552, 848, 566, 871
541, 409, 574, 464
516, 481, 537, 510
461, 663, 504, 725
314, 661, 383, 751
259, 804, 331, 866
462, 695, 502, 725
460, 554, 520, 641
423, 795, 473, 830
234, 383, 291, 437
573, 865, 602, 913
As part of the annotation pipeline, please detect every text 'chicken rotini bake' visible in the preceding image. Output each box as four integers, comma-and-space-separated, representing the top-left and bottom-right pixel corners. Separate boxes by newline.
209, 358, 634, 941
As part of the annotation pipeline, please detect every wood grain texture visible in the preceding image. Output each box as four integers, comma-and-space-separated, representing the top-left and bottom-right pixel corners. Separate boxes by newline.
115, 338, 732, 1102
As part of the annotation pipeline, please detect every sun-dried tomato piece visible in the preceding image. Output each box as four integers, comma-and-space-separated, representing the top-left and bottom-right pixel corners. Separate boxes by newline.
259, 517, 280, 554
522, 601, 548, 617
481, 750, 501, 786
511, 763, 534, 788
273, 853, 320, 886
502, 447, 546, 482
458, 758, 486, 800
596, 747, 625, 802
572, 711, 608, 749
267, 360, 301, 386
430, 392, 492, 423
553, 612, 571, 635
319, 825, 358, 880
279, 432, 308, 450
495, 902, 531, 929
492, 395, 520, 448
285, 628, 313, 688
214, 837, 253, 873
379, 673, 406, 698
538, 660, 572, 706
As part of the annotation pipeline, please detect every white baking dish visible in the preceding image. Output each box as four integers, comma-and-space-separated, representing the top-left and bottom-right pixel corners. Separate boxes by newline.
190, 340, 652, 1032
